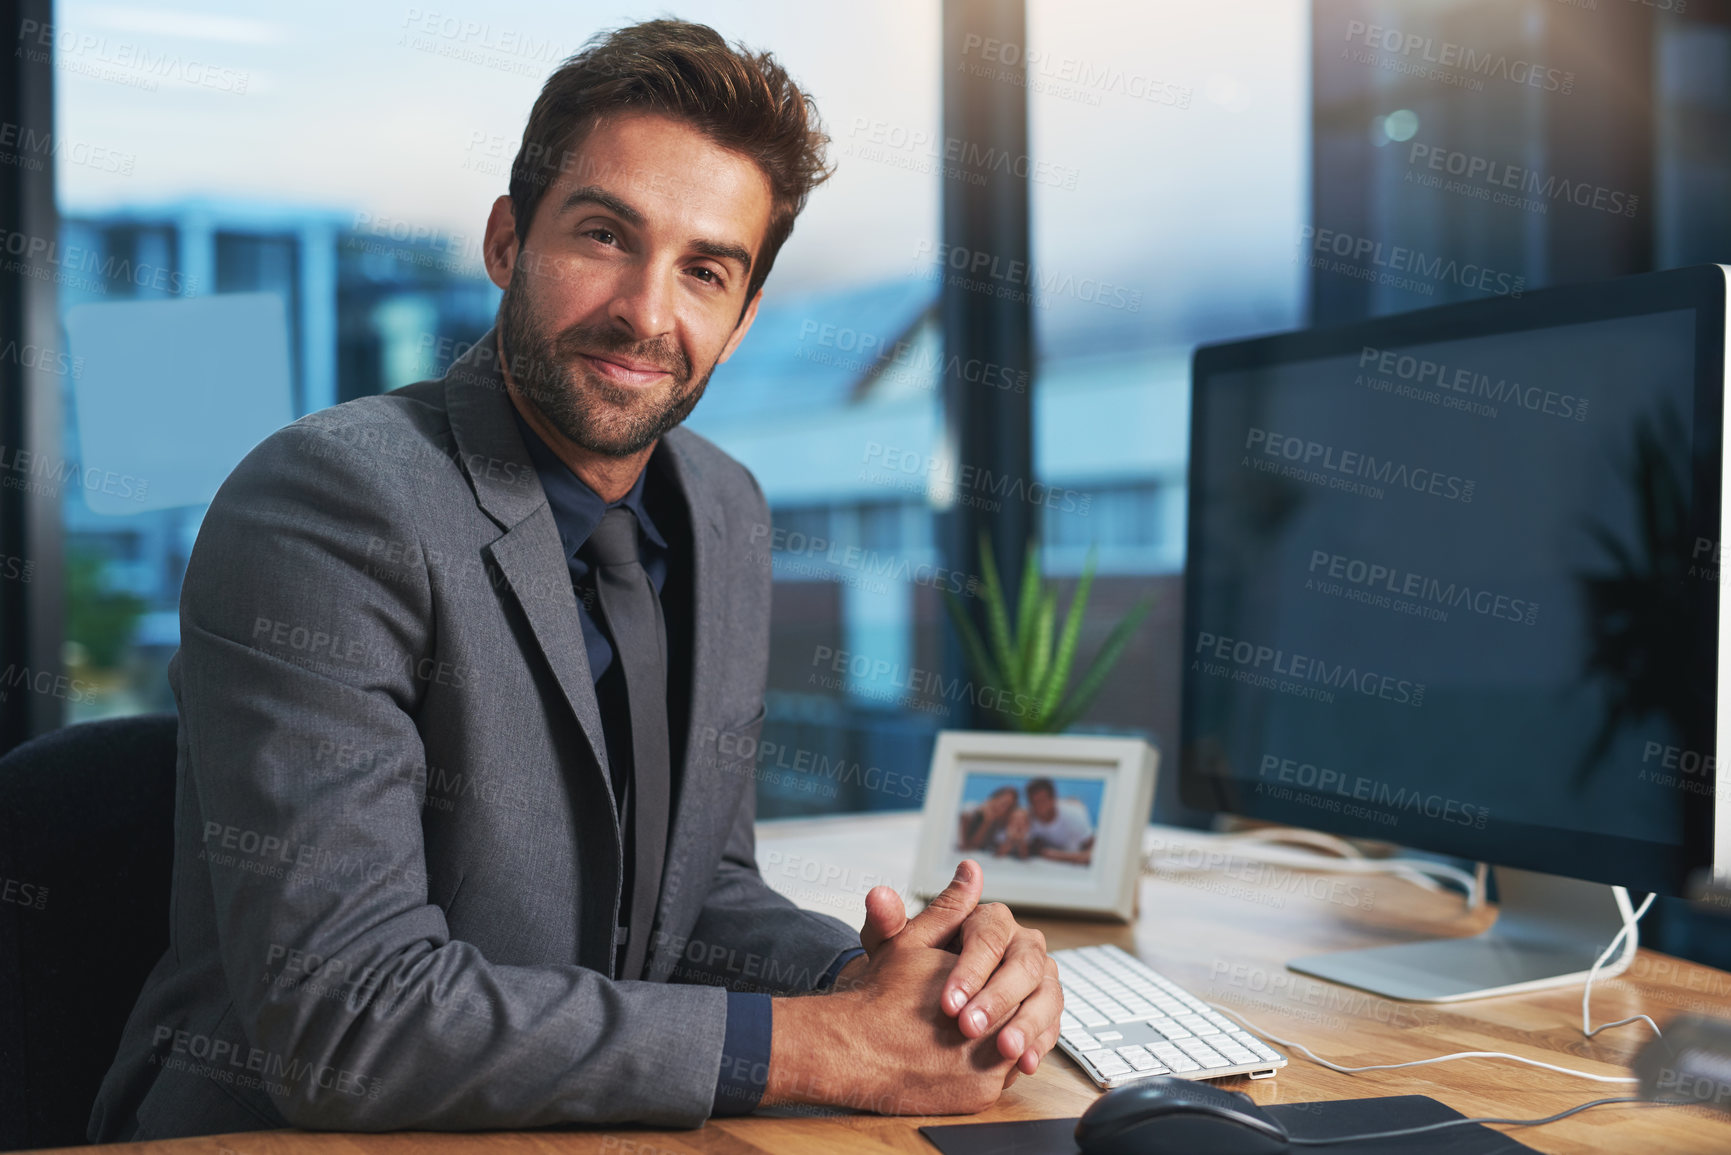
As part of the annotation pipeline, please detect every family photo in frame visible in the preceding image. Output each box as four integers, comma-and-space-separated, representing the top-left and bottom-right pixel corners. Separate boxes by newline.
955, 774, 1105, 867
913, 731, 1158, 922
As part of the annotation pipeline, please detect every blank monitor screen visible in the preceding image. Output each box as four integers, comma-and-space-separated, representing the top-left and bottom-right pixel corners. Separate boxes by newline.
1180, 267, 1727, 896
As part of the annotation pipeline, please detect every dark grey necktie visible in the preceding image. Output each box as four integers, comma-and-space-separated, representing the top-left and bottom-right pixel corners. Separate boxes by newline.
582, 506, 670, 981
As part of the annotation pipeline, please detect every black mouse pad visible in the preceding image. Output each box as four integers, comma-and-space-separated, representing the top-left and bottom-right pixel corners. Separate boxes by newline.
919, 1095, 1545, 1155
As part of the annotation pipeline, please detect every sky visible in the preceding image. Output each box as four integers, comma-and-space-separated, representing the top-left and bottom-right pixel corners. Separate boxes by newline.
53, 0, 1307, 347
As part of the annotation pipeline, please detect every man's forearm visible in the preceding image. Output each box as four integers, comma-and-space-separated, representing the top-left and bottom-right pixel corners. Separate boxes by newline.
759, 993, 857, 1109
759, 986, 925, 1116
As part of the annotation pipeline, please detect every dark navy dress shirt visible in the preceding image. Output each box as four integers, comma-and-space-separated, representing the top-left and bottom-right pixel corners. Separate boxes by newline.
509, 408, 862, 1115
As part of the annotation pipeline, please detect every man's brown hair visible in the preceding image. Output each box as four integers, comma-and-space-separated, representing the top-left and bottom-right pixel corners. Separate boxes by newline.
508, 18, 832, 309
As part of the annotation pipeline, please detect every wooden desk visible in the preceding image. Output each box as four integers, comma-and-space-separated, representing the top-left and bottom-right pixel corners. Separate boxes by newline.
38, 814, 1731, 1154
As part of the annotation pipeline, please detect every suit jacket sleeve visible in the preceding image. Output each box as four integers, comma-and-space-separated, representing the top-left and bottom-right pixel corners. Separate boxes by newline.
672, 769, 864, 993
668, 467, 864, 995
177, 420, 729, 1131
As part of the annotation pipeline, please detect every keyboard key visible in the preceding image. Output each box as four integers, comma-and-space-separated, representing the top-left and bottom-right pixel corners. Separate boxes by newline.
1119, 1047, 1162, 1072
1148, 1018, 1192, 1040
1176, 1039, 1230, 1067
1074, 1035, 1102, 1051
1092, 1054, 1132, 1077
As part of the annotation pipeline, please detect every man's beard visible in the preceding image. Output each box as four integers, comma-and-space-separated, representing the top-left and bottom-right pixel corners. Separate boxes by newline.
497, 260, 715, 457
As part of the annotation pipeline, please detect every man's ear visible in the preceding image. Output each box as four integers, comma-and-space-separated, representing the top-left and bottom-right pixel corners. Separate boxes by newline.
716, 288, 765, 365
482, 195, 519, 291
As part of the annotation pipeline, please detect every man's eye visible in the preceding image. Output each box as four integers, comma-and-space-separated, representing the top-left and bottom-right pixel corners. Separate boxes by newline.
691, 267, 721, 285
583, 228, 617, 246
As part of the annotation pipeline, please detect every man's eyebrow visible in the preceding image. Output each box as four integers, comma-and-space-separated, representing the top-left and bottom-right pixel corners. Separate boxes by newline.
556, 185, 643, 226
691, 239, 753, 277
557, 184, 754, 279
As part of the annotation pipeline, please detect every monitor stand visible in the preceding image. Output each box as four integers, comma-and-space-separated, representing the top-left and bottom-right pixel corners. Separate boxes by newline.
1287, 866, 1637, 1002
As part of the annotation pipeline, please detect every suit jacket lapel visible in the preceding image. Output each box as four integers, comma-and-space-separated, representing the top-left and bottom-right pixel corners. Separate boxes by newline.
441, 330, 617, 812
653, 432, 732, 938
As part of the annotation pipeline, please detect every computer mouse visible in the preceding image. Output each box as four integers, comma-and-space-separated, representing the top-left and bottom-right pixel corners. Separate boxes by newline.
1074, 1076, 1291, 1155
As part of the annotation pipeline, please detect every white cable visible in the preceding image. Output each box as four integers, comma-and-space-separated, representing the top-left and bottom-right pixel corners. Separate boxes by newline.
1146, 835, 1482, 905
1197, 878, 1659, 1093
1210, 1003, 1641, 1085
1220, 828, 1374, 859
1583, 890, 1662, 1040
1174, 828, 1479, 899
1150, 839, 1459, 886
1216, 828, 1448, 893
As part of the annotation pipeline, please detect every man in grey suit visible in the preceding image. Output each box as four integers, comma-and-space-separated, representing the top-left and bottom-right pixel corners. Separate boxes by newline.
90, 18, 1061, 1141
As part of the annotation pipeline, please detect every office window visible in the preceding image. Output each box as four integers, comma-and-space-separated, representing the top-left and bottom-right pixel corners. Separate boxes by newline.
1025, 0, 1309, 770
770, 505, 831, 562
50, 2, 942, 815
1044, 480, 1168, 574
1655, 17, 1731, 269
215, 232, 304, 407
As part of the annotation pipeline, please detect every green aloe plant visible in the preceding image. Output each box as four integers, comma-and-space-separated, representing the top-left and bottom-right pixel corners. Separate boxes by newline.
943, 533, 1154, 733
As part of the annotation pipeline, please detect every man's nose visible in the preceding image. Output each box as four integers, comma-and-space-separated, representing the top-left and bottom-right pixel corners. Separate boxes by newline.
608, 259, 674, 340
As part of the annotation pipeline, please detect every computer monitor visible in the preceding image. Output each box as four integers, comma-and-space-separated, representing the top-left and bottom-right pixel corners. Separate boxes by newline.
1180, 264, 1731, 1002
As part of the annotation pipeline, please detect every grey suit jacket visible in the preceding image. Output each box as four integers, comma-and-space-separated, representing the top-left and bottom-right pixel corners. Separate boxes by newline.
87, 331, 861, 1141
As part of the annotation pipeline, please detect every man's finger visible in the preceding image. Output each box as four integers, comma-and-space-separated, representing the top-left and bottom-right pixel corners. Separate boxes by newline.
900, 859, 983, 949
942, 903, 1016, 1018
957, 925, 1048, 1039
999, 956, 1064, 1075
859, 885, 907, 955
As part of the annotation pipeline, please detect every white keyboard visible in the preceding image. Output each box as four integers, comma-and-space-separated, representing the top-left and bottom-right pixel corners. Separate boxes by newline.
1053, 944, 1286, 1089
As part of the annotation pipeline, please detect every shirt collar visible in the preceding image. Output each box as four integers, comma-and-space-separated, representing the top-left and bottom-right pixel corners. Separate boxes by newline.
508, 403, 667, 560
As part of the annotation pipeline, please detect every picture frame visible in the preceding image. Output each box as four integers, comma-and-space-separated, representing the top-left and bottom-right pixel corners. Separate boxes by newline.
911, 730, 1159, 922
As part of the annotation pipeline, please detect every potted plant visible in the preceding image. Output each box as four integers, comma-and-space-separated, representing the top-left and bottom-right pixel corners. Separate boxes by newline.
942, 533, 1155, 733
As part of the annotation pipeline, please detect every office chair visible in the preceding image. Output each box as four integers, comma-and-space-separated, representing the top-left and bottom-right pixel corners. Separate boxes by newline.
0, 714, 179, 1152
